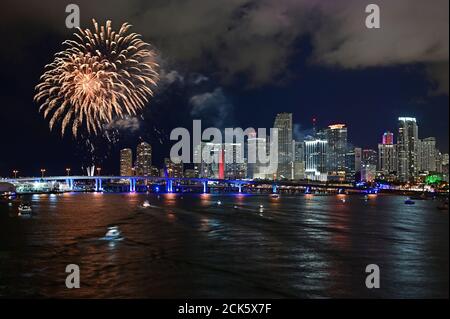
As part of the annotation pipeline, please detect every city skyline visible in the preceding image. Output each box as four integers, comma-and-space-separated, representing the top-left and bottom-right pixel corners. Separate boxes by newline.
2, 112, 448, 181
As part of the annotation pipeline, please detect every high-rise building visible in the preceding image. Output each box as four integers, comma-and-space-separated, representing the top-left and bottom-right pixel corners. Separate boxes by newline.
120, 148, 133, 176
223, 143, 246, 179
435, 151, 444, 174
304, 137, 328, 182
292, 140, 305, 180
164, 157, 184, 178
442, 153, 449, 183
199, 142, 222, 178
378, 132, 397, 176
361, 149, 377, 182
397, 117, 419, 182
418, 137, 437, 172
136, 142, 152, 176
247, 133, 268, 180
273, 113, 293, 180
345, 145, 356, 182
326, 124, 348, 181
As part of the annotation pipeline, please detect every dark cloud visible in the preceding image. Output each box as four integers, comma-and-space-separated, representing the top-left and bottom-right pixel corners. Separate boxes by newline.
1, 0, 448, 94
311, 0, 449, 94
189, 88, 233, 127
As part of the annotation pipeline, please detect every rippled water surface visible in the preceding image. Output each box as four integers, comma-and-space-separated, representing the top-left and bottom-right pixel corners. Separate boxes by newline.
0, 193, 448, 298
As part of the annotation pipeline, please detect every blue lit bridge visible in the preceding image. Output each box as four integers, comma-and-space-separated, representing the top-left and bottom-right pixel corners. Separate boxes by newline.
1, 176, 363, 195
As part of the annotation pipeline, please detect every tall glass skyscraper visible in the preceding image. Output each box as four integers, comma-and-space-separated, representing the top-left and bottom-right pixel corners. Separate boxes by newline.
273, 113, 293, 180
326, 124, 348, 181
120, 148, 133, 176
418, 137, 437, 172
304, 137, 328, 182
378, 132, 397, 176
397, 117, 419, 182
136, 142, 152, 176
247, 132, 267, 179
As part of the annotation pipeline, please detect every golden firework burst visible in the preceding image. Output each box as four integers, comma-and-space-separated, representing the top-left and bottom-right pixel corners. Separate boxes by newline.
35, 19, 159, 137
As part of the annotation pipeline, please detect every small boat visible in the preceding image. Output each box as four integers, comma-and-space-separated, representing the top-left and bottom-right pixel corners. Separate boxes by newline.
139, 200, 152, 208
270, 194, 280, 199
18, 203, 32, 216
404, 199, 415, 205
103, 226, 123, 241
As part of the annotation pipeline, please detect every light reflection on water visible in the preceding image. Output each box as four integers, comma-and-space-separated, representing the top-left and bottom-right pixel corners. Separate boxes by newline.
0, 193, 448, 298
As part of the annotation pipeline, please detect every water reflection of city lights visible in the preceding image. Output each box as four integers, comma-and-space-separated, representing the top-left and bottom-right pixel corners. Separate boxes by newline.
164, 193, 176, 200
167, 210, 176, 221
305, 194, 314, 199
200, 193, 211, 200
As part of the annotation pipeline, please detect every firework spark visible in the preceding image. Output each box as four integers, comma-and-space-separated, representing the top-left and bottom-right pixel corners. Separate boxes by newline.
35, 19, 159, 137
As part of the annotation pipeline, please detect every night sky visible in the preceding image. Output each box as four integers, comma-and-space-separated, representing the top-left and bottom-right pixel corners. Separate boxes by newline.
0, 0, 448, 177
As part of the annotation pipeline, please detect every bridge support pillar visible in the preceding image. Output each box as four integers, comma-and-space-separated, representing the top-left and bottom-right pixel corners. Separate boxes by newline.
95, 178, 103, 192
129, 178, 136, 192
166, 179, 173, 193
203, 181, 208, 193
238, 184, 242, 193
272, 184, 278, 194
66, 178, 74, 191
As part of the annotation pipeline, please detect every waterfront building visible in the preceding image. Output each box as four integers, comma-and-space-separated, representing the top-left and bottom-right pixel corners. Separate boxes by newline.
292, 140, 305, 180
120, 148, 133, 176
418, 137, 437, 172
136, 142, 152, 176
397, 117, 419, 182
247, 132, 268, 180
378, 132, 397, 177
223, 143, 246, 180
199, 142, 222, 179
304, 136, 328, 182
326, 124, 348, 181
164, 157, 184, 178
273, 113, 293, 180
150, 166, 160, 177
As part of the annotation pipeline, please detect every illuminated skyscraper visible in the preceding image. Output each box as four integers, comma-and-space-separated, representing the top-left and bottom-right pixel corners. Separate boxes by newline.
199, 142, 222, 178
136, 142, 152, 176
247, 133, 267, 179
378, 132, 397, 176
273, 113, 293, 180
292, 140, 305, 180
223, 143, 246, 179
397, 117, 419, 182
164, 157, 184, 178
418, 137, 437, 172
304, 137, 328, 182
120, 148, 133, 176
326, 124, 348, 181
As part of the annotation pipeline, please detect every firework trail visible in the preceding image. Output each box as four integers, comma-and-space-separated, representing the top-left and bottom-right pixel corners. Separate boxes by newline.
35, 19, 159, 137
